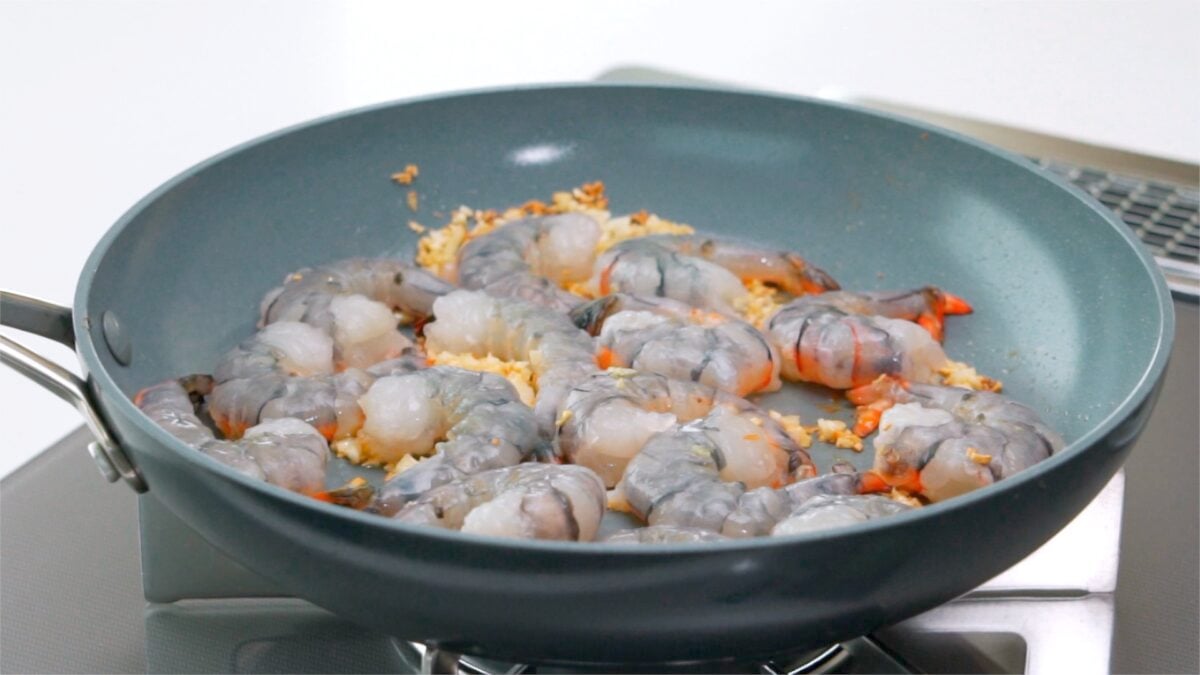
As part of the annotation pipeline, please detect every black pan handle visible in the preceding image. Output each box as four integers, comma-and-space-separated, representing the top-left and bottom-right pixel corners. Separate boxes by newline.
0, 291, 147, 492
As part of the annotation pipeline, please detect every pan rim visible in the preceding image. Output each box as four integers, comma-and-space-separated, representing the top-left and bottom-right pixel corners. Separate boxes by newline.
74, 81, 1176, 555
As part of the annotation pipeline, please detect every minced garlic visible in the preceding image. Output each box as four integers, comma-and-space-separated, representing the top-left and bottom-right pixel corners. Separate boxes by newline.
595, 212, 694, 254
938, 360, 1003, 392
391, 164, 419, 185
736, 279, 787, 329
768, 410, 813, 448
815, 418, 864, 452
427, 351, 536, 406
385, 453, 423, 480
966, 446, 993, 465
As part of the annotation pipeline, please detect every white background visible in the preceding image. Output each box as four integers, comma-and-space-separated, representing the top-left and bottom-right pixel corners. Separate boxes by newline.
2, 0, 1198, 478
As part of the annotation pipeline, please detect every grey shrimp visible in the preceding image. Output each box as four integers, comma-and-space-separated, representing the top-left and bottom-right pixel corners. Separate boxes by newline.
570, 293, 781, 396
763, 287, 972, 391
355, 367, 541, 514
423, 290, 598, 435
614, 405, 818, 532
207, 320, 426, 440
556, 369, 802, 487
135, 376, 329, 494
456, 213, 602, 312
850, 379, 1064, 503
591, 234, 838, 313
391, 464, 606, 542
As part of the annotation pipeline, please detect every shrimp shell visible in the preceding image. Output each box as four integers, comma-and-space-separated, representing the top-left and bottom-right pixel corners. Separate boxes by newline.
457, 213, 601, 312
867, 382, 1064, 502
261, 257, 454, 329
360, 367, 542, 514
616, 405, 817, 531
423, 290, 598, 435
555, 370, 726, 486
765, 294, 956, 390
391, 464, 606, 542
603, 525, 728, 544
135, 377, 328, 494
571, 294, 781, 396
208, 324, 426, 440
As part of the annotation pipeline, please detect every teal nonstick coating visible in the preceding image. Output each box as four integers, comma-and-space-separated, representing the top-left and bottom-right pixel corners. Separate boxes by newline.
63, 84, 1171, 664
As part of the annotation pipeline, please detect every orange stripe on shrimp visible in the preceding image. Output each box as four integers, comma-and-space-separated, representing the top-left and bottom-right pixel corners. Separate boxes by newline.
596, 347, 617, 369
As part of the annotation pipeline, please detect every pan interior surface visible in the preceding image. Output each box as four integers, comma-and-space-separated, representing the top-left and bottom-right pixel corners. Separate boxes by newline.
85, 85, 1164, 463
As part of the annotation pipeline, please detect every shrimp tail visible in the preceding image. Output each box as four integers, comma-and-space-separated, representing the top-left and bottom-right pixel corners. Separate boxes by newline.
312, 476, 376, 509
916, 288, 974, 342
847, 374, 910, 435
569, 295, 621, 335
785, 252, 841, 294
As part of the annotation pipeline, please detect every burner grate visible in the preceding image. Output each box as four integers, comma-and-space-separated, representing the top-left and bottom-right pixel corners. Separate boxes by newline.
1034, 158, 1200, 295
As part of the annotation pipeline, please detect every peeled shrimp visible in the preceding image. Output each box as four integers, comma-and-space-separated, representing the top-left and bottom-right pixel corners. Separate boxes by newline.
352, 367, 541, 513
135, 377, 328, 494
591, 234, 838, 313
771, 494, 912, 536
391, 464, 606, 542
603, 525, 728, 544
571, 294, 781, 396
557, 369, 799, 487
615, 406, 817, 531
423, 290, 598, 434
457, 213, 601, 312
763, 287, 971, 391
208, 320, 426, 439
261, 257, 454, 330
855, 380, 1064, 503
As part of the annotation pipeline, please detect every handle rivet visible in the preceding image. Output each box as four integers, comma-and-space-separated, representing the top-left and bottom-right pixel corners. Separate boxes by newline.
87, 441, 121, 483
101, 311, 132, 365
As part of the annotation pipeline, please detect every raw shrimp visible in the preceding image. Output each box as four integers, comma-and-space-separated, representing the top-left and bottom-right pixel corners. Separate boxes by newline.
763, 287, 971, 391
571, 294, 781, 396
261, 257, 454, 329
457, 213, 601, 312
135, 377, 328, 494
423, 290, 598, 434
771, 494, 912, 536
557, 369, 798, 486
591, 234, 838, 313
721, 471, 867, 538
603, 525, 728, 544
615, 405, 817, 531
391, 464, 606, 542
352, 367, 541, 513
208, 321, 426, 440
853, 379, 1064, 503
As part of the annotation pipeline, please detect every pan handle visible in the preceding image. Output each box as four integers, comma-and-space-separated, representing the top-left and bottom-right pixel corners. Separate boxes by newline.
1, 291, 147, 492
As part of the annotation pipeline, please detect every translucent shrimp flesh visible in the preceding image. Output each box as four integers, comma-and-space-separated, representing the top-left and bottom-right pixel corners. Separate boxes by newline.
391, 464, 606, 542
354, 367, 541, 513
261, 257, 454, 331
763, 287, 972, 391
603, 525, 728, 544
591, 234, 839, 313
135, 377, 328, 494
557, 369, 795, 487
614, 405, 818, 531
570, 293, 781, 396
208, 320, 426, 440
853, 379, 1064, 503
423, 290, 598, 435
456, 213, 602, 312
770, 494, 912, 536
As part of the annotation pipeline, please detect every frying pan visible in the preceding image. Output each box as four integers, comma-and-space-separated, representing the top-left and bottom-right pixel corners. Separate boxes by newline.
0, 84, 1174, 665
